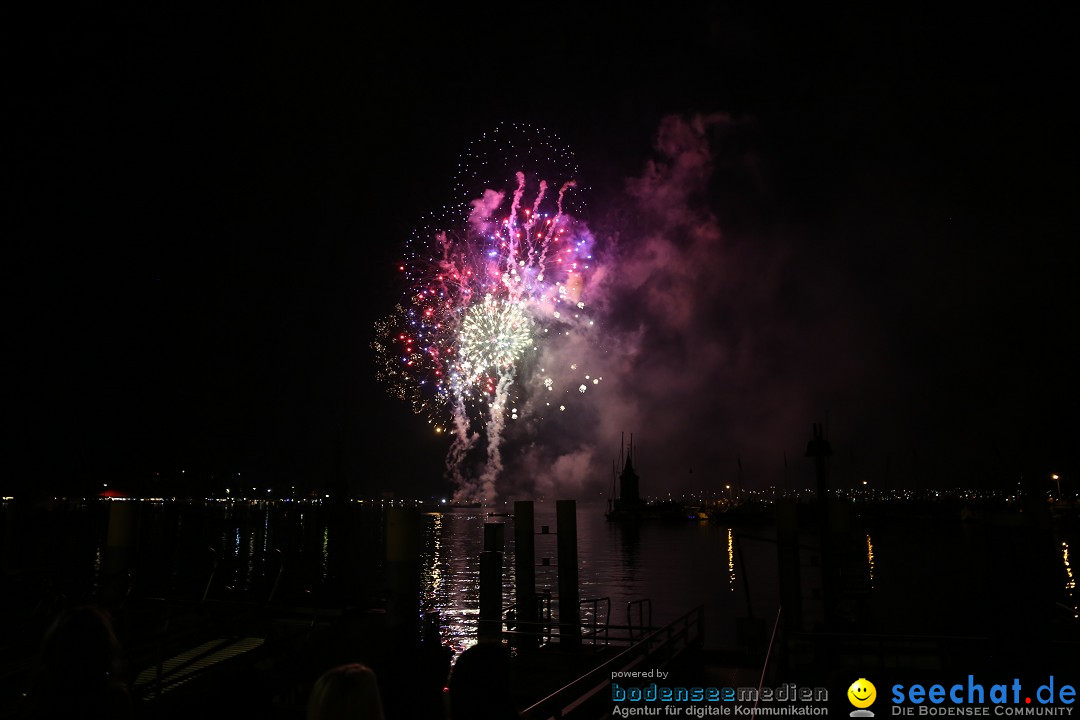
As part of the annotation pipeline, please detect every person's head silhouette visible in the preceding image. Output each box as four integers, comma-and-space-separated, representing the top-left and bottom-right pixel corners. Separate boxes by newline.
447, 641, 519, 719
306, 663, 385, 720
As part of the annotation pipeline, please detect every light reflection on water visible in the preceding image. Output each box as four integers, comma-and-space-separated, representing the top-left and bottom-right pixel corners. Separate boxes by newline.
727, 528, 736, 592
420, 508, 489, 652
429, 501, 772, 651
1064, 541, 1075, 606
866, 533, 875, 590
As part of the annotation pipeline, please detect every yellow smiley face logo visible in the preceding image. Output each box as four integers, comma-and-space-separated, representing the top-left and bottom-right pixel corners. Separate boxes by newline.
848, 678, 876, 708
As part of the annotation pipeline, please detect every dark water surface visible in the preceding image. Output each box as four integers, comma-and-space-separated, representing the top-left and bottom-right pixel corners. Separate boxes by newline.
3, 497, 1078, 655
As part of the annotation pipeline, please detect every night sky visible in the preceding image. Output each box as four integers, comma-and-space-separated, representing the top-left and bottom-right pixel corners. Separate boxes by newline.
5, 6, 1075, 501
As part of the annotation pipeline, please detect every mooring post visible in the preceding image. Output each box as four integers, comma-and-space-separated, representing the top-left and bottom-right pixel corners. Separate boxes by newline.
483, 522, 504, 553
514, 501, 538, 650
386, 508, 422, 642
556, 499, 581, 651
102, 500, 139, 607
479, 522, 505, 642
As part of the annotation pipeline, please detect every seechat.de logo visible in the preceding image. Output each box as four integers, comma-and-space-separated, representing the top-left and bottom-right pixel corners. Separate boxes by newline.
849, 678, 877, 717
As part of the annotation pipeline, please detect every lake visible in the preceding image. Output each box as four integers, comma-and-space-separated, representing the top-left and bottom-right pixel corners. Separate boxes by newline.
3, 496, 1078, 657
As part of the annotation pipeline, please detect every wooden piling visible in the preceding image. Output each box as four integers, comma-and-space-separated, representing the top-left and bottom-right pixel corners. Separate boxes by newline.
556, 499, 581, 650
514, 501, 538, 650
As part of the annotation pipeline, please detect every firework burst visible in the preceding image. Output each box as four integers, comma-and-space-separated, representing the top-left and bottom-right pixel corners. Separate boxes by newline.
373, 123, 601, 503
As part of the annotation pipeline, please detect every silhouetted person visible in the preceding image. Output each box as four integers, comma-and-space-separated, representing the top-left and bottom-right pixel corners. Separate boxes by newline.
306, 663, 385, 720
447, 641, 519, 720
23, 604, 132, 720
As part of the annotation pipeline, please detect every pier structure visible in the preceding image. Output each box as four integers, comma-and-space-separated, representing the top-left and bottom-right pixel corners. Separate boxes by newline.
479, 499, 581, 651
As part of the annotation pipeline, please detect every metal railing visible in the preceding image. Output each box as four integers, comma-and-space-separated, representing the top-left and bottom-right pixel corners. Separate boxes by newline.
503, 591, 554, 646
504, 597, 651, 649
626, 598, 652, 641
579, 597, 611, 646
